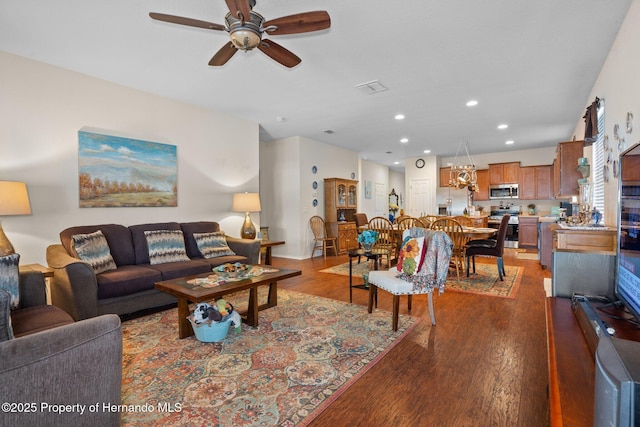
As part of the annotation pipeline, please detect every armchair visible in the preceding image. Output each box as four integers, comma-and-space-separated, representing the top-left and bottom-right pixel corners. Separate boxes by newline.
1, 271, 122, 426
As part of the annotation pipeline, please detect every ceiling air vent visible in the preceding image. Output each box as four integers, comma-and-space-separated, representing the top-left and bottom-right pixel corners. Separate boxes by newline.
355, 80, 387, 95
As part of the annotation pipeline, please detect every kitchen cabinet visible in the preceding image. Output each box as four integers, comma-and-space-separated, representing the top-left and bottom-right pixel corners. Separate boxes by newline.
519, 165, 552, 200
553, 140, 584, 198
621, 154, 640, 181
474, 169, 489, 201
324, 178, 359, 254
489, 162, 519, 184
439, 167, 452, 187
551, 223, 616, 253
518, 216, 539, 248
539, 221, 555, 268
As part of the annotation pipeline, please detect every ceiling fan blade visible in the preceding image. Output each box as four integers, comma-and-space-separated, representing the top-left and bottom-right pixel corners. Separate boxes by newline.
258, 39, 301, 68
149, 12, 225, 31
209, 42, 238, 66
225, 0, 252, 22
264, 11, 331, 35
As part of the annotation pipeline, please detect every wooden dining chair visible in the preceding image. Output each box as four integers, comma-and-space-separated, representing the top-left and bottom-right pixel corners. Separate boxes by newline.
367, 216, 394, 266
309, 216, 337, 259
452, 215, 473, 227
419, 215, 439, 228
430, 217, 466, 281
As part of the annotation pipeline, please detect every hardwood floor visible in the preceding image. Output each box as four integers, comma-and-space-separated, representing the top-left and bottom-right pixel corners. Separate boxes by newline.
271, 248, 552, 426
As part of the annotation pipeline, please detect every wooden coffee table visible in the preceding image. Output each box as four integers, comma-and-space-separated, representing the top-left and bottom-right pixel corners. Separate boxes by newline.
155, 266, 301, 338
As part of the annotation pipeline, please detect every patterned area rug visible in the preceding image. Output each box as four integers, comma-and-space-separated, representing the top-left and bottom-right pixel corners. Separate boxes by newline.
321, 261, 521, 299
447, 263, 522, 299
120, 289, 419, 426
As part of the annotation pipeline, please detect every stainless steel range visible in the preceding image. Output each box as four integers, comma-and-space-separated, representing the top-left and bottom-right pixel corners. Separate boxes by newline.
487, 204, 521, 248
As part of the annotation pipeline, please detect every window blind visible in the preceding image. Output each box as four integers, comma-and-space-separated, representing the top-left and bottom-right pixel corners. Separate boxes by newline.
592, 99, 605, 216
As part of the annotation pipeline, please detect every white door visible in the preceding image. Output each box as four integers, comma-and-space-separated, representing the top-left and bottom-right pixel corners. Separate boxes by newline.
374, 182, 386, 216
409, 178, 434, 217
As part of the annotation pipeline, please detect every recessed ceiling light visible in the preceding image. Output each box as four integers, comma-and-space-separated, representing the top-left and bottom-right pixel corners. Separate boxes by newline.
394, 161, 400, 165
424, 149, 431, 154
498, 124, 508, 130
505, 140, 514, 145
466, 100, 478, 107
394, 114, 405, 120
400, 138, 409, 143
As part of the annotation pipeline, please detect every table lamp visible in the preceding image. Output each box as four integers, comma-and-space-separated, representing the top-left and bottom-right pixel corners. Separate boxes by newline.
0, 181, 32, 256
232, 192, 261, 240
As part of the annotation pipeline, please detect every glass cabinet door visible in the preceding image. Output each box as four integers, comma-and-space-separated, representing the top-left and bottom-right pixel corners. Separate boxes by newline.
337, 183, 347, 207
347, 184, 357, 208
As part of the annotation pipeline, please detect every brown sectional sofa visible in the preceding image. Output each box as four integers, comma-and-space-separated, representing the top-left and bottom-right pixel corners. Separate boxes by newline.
46, 221, 260, 320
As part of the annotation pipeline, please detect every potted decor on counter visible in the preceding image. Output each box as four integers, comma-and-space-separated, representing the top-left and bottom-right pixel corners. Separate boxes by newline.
528, 204, 536, 215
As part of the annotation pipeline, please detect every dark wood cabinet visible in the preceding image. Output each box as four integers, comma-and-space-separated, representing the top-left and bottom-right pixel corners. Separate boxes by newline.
489, 162, 519, 184
324, 178, 359, 254
621, 154, 640, 181
518, 216, 539, 248
553, 140, 584, 198
519, 165, 552, 200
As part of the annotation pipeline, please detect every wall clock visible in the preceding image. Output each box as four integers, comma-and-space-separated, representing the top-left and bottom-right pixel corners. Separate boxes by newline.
415, 159, 425, 169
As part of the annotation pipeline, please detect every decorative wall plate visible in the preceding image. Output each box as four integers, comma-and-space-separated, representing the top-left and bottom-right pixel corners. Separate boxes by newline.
312, 181, 318, 189
613, 124, 620, 141
613, 160, 619, 178
351, 172, 356, 179
313, 199, 318, 207
618, 136, 625, 153
603, 164, 609, 183
627, 112, 633, 134
603, 134, 609, 150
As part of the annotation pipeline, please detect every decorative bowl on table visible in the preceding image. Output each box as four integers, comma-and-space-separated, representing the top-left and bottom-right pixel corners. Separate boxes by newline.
215, 262, 252, 279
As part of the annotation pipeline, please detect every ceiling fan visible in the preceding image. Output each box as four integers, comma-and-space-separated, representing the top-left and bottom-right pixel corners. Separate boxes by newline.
149, 0, 331, 68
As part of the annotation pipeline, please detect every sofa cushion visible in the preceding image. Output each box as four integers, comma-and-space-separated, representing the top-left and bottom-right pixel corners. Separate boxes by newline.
144, 230, 190, 265
145, 260, 212, 281
396, 235, 427, 275
61, 224, 134, 266
71, 230, 117, 274
194, 231, 236, 258
180, 222, 220, 258
0, 254, 20, 310
130, 222, 182, 265
95, 265, 163, 299
0, 289, 14, 341
10, 305, 74, 338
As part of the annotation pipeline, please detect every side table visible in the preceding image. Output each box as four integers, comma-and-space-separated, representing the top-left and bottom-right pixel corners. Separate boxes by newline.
19, 263, 54, 304
347, 248, 389, 304
260, 240, 285, 265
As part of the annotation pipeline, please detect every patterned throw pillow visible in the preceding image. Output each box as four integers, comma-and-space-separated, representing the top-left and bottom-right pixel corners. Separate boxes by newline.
193, 231, 236, 259
72, 230, 117, 274
145, 230, 190, 265
396, 235, 427, 275
0, 253, 20, 310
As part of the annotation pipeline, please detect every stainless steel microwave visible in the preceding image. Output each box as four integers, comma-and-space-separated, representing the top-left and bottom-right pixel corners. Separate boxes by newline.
489, 184, 519, 199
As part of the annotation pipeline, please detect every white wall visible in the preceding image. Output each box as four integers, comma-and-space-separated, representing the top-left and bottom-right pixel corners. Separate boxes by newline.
259, 136, 358, 259
0, 51, 259, 265
571, 0, 640, 226
358, 159, 390, 219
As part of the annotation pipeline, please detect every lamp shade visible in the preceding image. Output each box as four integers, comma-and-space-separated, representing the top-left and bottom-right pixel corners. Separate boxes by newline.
0, 181, 32, 216
232, 192, 261, 213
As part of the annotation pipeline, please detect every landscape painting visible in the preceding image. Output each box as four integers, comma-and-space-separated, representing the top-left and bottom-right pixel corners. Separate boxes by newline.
78, 131, 177, 208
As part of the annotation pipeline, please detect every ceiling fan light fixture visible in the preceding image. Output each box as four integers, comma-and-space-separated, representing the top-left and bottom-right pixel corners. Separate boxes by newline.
227, 11, 264, 51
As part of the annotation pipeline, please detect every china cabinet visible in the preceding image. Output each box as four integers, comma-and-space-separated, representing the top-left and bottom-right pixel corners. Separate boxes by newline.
324, 178, 359, 254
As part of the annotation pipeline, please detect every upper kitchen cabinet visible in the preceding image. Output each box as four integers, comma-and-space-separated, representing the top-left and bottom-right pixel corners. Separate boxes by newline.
553, 140, 584, 198
519, 165, 552, 200
439, 167, 452, 187
489, 162, 520, 184
474, 169, 490, 201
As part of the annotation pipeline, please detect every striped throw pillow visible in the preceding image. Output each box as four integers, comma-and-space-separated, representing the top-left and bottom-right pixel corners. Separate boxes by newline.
193, 231, 236, 258
145, 230, 190, 265
72, 230, 117, 274
0, 253, 20, 310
